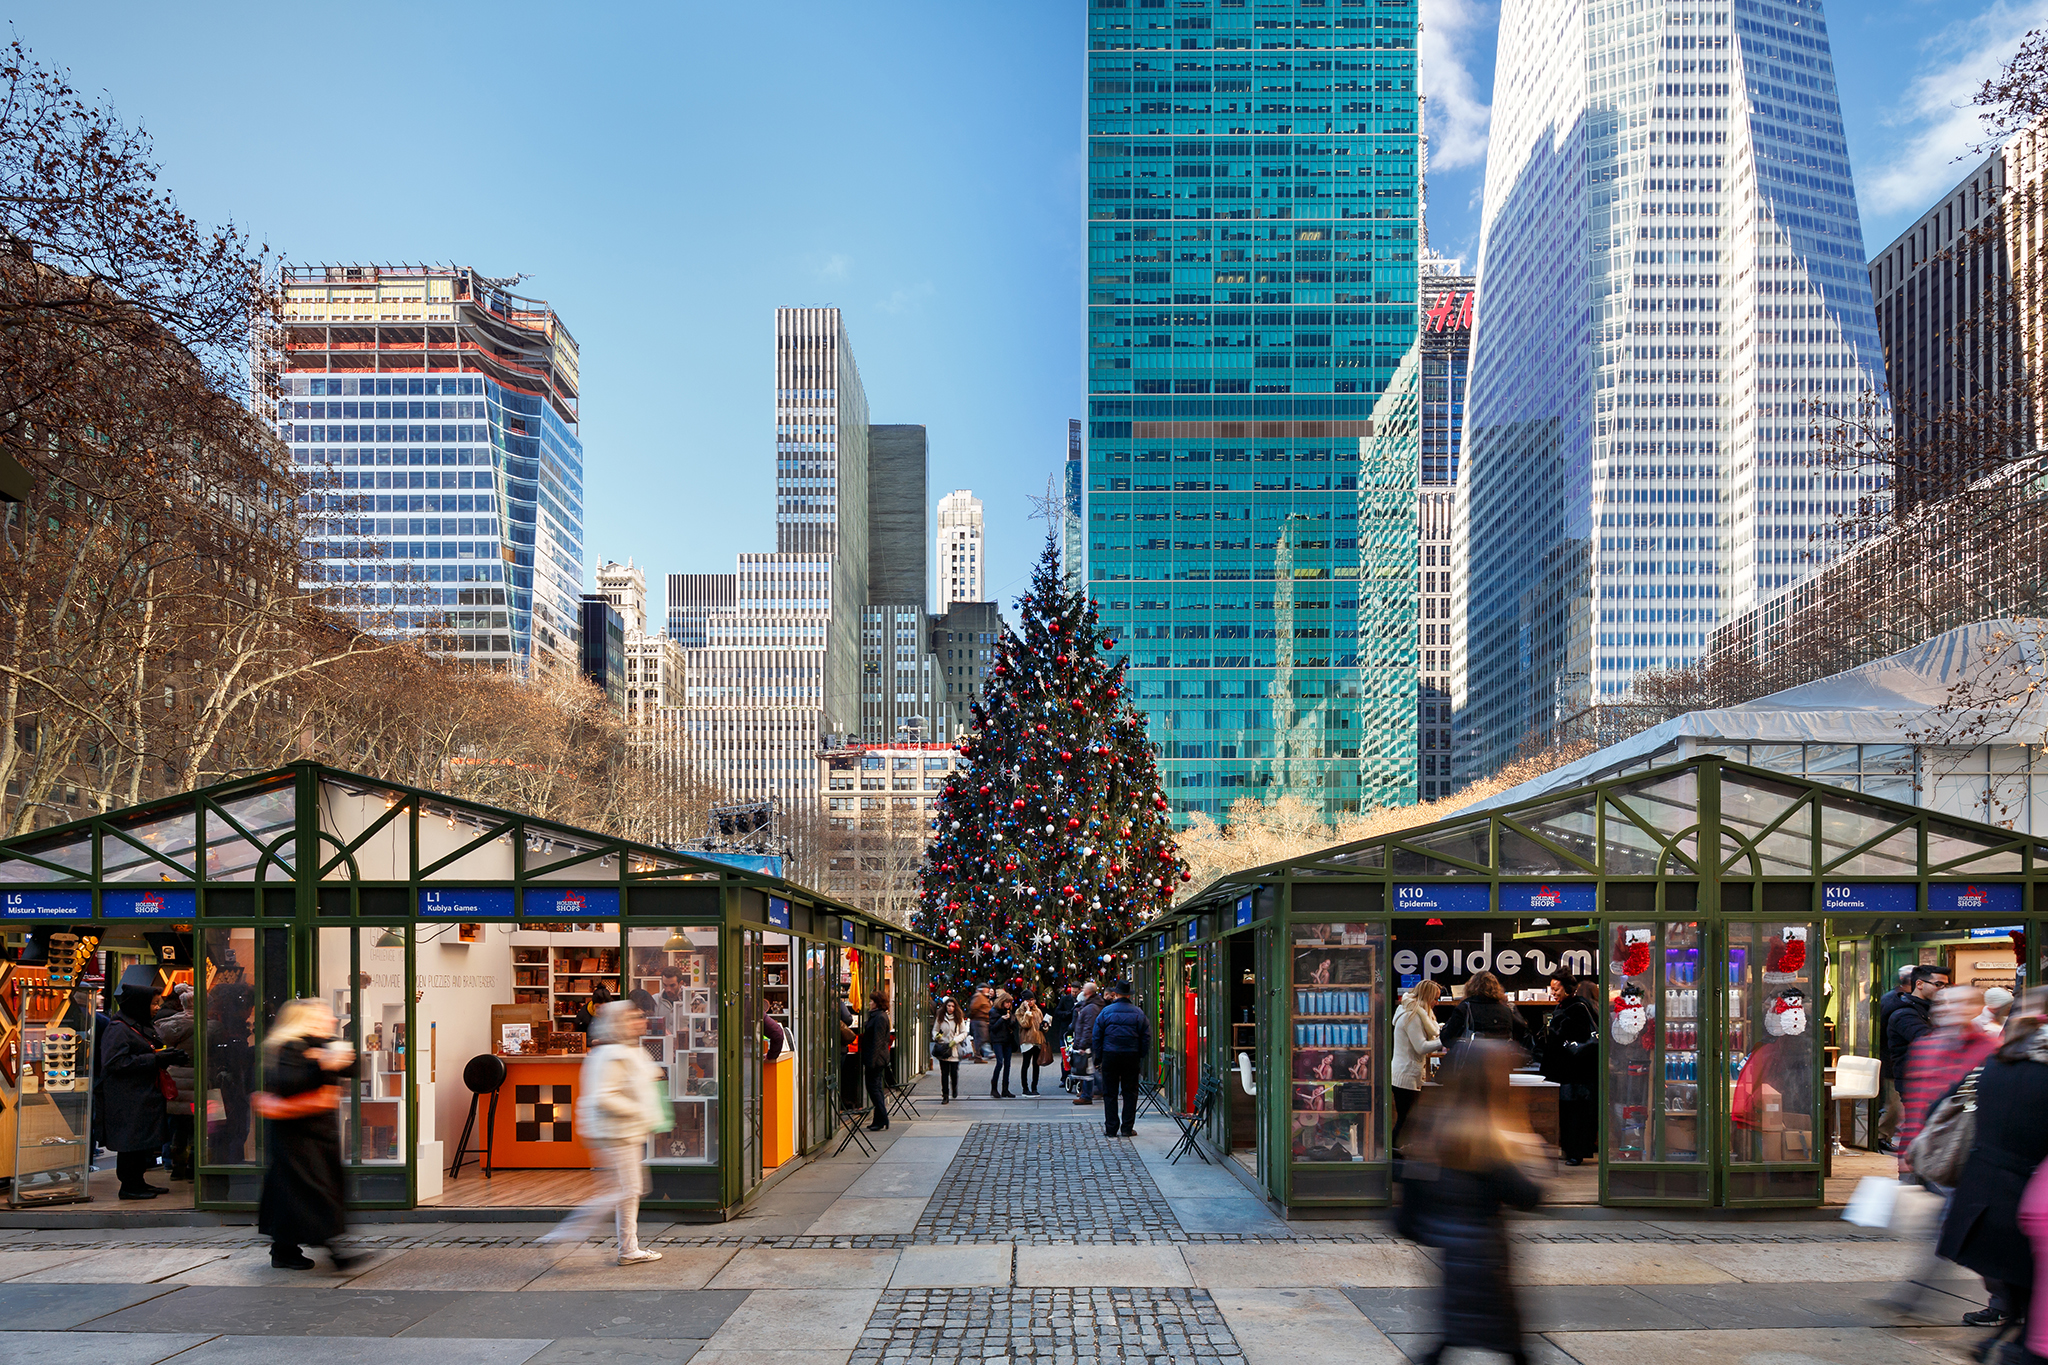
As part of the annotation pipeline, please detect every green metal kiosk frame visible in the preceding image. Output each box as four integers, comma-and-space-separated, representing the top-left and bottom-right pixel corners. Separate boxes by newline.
1126, 755, 2041, 1212
0, 762, 933, 1220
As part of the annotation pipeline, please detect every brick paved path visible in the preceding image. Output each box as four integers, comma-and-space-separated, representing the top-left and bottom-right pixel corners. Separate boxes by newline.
854, 1287, 1242, 1365
914, 1122, 1182, 1243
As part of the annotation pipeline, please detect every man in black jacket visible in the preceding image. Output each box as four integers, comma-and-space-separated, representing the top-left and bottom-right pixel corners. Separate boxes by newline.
1092, 982, 1153, 1138
1884, 966, 1947, 1116
1875, 965, 1915, 1150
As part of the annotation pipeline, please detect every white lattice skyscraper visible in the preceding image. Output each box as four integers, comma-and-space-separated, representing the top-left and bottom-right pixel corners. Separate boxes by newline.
935, 489, 984, 611
1454, 0, 1888, 777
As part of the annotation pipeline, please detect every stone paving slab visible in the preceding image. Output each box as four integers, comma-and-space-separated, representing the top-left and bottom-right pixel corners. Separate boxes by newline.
165, 1336, 556, 1363
1686, 1240, 1980, 1283
841, 1161, 948, 1199
0, 1247, 96, 1280
78, 1285, 464, 1337
1506, 1241, 1739, 1284
1209, 1286, 1407, 1365
0, 1281, 183, 1330
524, 1245, 738, 1290
850, 1286, 1241, 1365
888, 1244, 1014, 1288
9, 1246, 232, 1283
523, 1341, 706, 1365
0, 1332, 217, 1365
700, 1287, 882, 1351
804, 1198, 928, 1236
1342, 1284, 1702, 1335
397, 1287, 751, 1339
1014, 1243, 1195, 1287
1384, 1332, 1581, 1364
346, 1245, 563, 1291
688, 1350, 849, 1365
1165, 1197, 1293, 1235
1184, 1243, 1435, 1289
1546, 1324, 1984, 1364
708, 1247, 900, 1289
165, 1248, 406, 1287
1632, 1278, 1988, 1329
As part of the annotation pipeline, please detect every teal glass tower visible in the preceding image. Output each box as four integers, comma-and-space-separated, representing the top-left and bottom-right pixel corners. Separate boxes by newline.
1085, 0, 1421, 820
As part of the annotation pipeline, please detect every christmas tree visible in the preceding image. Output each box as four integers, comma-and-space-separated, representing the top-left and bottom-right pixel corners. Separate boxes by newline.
918, 531, 1188, 999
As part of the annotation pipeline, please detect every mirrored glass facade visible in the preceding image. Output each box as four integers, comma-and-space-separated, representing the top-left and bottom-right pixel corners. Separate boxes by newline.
1085, 0, 1422, 820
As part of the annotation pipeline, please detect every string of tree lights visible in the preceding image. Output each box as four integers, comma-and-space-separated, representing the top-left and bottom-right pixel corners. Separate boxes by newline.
918, 533, 1188, 998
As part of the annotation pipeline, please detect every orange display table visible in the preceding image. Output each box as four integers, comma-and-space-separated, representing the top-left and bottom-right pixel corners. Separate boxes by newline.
490, 1056, 591, 1169
763, 1054, 796, 1168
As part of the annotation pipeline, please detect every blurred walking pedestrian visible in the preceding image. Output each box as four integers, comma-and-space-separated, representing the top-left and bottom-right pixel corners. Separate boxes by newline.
1391, 980, 1444, 1156
934, 998, 970, 1104
1405, 1041, 1543, 1365
1016, 994, 1049, 1096
1879, 985, 1996, 1320
1875, 964, 1919, 1152
1093, 981, 1153, 1137
1071, 982, 1103, 1106
1937, 987, 2048, 1360
987, 990, 1018, 1098
541, 1000, 664, 1265
255, 999, 358, 1269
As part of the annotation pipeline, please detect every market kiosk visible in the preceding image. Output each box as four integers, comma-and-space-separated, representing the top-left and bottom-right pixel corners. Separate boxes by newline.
0, 762, 932, 1220
1128, 754, 2040, 1213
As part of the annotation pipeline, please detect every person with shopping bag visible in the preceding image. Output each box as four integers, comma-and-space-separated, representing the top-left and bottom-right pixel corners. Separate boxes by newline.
541, 1001, 667, 1265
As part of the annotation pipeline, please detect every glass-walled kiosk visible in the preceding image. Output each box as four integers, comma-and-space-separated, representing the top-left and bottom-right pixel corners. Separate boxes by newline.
0, 762, 932, 1219
1126, 755, 2040, 1213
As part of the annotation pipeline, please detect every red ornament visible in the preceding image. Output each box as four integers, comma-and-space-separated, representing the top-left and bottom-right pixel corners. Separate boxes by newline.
1615, 929, 1652, 979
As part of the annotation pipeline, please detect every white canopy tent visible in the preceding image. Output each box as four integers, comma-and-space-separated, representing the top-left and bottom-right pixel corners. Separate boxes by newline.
1461, 619, 2048, 832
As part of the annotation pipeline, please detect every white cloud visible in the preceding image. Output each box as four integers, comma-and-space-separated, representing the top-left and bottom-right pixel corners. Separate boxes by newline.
1421, 0, 1497, 171
815, 252, 852, 281
877, 281, 935, 315
1863, 0, 2048, 215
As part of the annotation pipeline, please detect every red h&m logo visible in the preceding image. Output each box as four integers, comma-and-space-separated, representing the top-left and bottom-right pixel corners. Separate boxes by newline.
1426, 292, 1475, 333
1528, 885, 1561, 908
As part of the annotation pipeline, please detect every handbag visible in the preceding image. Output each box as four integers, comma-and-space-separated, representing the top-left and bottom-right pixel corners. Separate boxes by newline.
1906, 1064, 1983, 1187
932, 1037, 954, 1061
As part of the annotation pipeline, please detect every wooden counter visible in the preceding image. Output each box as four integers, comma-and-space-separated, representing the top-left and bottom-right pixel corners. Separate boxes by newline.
488, 1055, 591, 1170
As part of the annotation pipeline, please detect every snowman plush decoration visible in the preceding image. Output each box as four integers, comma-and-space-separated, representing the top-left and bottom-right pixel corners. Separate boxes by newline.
1611, 983, 1650, 1044
1764, 987, 1809, 1037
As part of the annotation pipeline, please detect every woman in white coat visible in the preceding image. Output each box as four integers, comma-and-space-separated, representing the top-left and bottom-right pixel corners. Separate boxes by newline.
543, 1000, 665, 1265
1391, 980, 1445, 1154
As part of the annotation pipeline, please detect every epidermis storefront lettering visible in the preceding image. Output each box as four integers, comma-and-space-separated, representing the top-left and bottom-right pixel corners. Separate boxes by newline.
1392, 925, 1599, 994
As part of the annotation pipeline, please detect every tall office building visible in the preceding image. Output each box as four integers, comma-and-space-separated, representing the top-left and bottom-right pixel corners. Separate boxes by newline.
275, 264, 584, 672
1870, 123, 2048, 510
1084, 0, 1421, 820
680, 309, 943, 805
935, 489, 985, 610
1063, 418, 1086, 590
598, 560, 686, 724
578, 595, 625, 704
1360, 264, 1473, 806
1457, 0, 1886, 774
667, 573, 736, 648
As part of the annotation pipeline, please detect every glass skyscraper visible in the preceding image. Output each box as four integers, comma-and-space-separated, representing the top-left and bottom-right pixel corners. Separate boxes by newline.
1085, 0, 1422, 821
1360, 263, 1472, 806
276, 265, 584, 672
1458, 0, 1885, 774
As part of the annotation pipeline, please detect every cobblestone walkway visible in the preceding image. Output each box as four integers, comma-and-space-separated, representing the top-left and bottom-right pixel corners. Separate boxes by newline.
913, 1123, 1182, 1243
853, 1288, 1242, 1365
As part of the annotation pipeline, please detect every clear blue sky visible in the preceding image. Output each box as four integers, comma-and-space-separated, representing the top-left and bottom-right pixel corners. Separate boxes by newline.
22, 0, 2041, 613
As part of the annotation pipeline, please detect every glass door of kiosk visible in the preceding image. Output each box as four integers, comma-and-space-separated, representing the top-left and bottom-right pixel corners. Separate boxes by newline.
1602, 919, 1710, 1204
740, 930, 763, 1193
802, 944, 832, 1151
1725, 918, 1821, 1204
